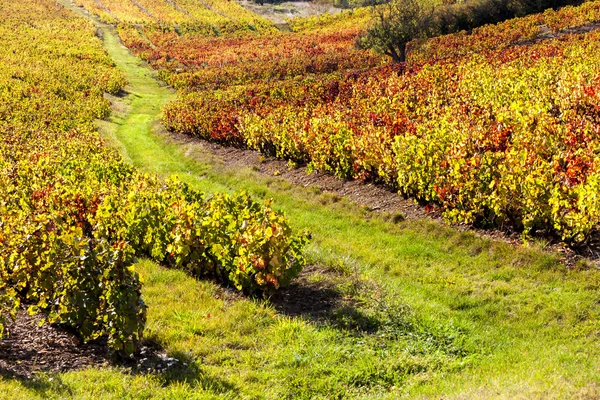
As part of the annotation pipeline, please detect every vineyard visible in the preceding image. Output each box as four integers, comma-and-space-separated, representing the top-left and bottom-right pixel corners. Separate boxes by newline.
0, 0, 307, 355
73, 0, 276, 34
2, 0, 600, 398
149, 0, 600, 241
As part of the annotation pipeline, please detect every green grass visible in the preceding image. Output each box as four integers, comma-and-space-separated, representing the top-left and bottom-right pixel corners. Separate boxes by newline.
2, 1, 599, 398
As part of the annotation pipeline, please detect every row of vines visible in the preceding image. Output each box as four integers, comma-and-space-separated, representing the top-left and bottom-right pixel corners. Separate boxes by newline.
0, 0, 307, 354
141, 1, 600, 241
73, 0, 276, 35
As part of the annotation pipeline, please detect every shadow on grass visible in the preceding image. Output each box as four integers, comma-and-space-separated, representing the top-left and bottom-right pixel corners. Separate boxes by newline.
0, 341, 237, 396
0, 371, 75, 397
269, 264, 471, 360
119, 341, 238, 394
268, 265, 381, 333
0, 309, 238, 396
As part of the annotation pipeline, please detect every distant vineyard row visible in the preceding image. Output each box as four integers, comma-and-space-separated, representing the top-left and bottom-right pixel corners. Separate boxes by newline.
119, 25, 384, 90
0, 0, 306, 354
150, 1, 600, 241
73, 0, 276, 34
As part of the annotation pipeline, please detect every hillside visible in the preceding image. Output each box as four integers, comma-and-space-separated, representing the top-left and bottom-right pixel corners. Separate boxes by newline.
1, 0, 600, 398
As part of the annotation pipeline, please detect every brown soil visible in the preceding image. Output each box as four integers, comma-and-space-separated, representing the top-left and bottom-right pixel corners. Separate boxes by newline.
0, 309, 187, 379
516, 22, 600, 46
0, 309, 109, 379
236, 0, 342, 25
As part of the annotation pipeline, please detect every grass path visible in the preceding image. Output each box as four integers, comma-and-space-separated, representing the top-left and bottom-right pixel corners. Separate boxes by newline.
59, 0, 180, 172
10, 1, 598, 398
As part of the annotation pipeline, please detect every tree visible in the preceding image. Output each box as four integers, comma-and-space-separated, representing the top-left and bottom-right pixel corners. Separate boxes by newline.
357, 0, 435, 63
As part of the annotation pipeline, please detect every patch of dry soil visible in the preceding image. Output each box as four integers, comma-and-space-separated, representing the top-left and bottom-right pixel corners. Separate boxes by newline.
172, 131, 435, 220
236, 0, 341, 25
0, 309, 185, 379
0, 310, 109, 379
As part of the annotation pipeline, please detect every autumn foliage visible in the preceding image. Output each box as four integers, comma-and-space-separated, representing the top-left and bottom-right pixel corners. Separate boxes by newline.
159, 1, 600, 241
0, 0, 307, 354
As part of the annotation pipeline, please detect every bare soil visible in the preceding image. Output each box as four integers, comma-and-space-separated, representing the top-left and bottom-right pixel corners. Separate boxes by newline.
0, 309, 186, 379
0, 310, 109, 379
199, 139, 432, 219
236, 0, 341, 25
517, 22, 600, 46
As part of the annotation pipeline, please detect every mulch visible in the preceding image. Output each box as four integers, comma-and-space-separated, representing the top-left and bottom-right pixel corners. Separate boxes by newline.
0, 309, 109, 379
0, 309, 184, 380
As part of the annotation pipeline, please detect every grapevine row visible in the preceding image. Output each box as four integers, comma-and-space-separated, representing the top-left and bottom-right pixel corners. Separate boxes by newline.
74, 0, 276, 34
161, 1, 600, 241
0, 0, 307, 354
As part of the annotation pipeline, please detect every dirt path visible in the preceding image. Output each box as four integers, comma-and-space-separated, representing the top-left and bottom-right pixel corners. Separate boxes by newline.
517, 21, 600, 46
